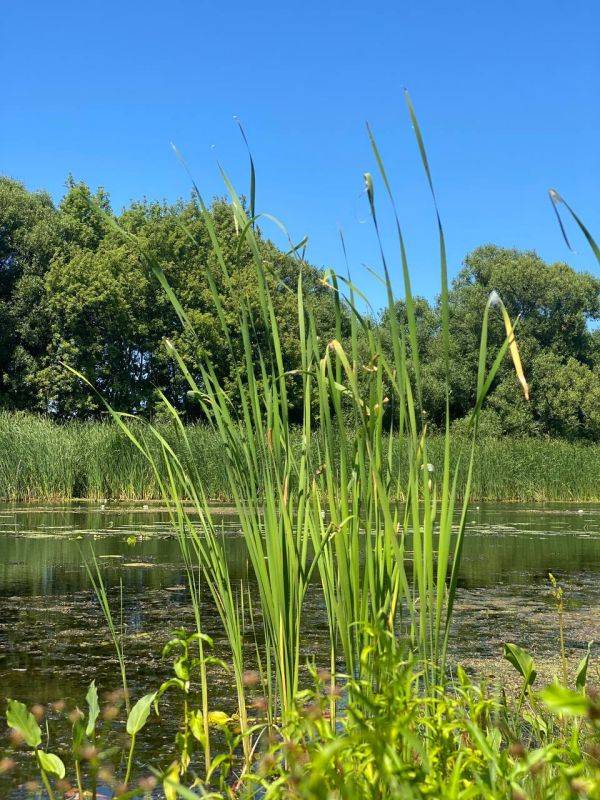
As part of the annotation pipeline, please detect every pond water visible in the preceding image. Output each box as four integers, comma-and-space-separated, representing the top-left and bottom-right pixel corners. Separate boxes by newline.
1, 501, 599, 794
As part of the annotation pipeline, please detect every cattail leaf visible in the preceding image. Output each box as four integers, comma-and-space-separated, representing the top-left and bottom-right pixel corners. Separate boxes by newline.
549, 189, 600, 265
499, 305, 529, 400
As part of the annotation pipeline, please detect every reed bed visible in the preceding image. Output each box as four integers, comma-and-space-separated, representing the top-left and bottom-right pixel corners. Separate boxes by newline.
59, 91, 534, 769
1, 412, 598, 503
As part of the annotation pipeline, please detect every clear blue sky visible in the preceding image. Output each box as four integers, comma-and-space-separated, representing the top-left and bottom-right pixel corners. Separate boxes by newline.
2, 0, 599, 311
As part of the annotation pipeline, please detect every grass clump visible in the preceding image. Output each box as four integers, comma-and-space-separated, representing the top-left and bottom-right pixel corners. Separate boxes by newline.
2, 414, 600, 503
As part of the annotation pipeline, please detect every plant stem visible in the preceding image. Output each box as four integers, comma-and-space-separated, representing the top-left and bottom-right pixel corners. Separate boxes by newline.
124, 733, 136, 787
35, 755, 56, 800
75, 758, 84, 799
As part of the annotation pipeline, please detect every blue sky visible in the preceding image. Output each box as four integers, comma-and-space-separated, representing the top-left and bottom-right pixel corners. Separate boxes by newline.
2, 0, 599, 311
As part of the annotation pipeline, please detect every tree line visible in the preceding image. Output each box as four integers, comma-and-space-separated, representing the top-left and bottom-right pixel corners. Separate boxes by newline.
1, 176, 598, 439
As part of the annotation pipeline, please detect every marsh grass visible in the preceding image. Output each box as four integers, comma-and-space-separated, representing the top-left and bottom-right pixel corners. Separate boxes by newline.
2, 413, 599, 503
59, 93, 539, 784
81, 545, 131, 714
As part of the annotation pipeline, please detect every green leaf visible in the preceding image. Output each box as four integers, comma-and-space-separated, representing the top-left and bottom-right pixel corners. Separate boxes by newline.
72, 717, 85, 751
85, 680, 100, 737
6, 700, 42, 748
126, 692, 157, 736
190, 631, 213, 648
539, 684, 591, 716
157, 677, 185, 697
188, 710, 205, 744
154, 678, 185, 714
174, 659, 190, 681
163, 760, 181, 800
161, 774, 204, 800
523, 709, 548, 737
503, 643, 537, 687
38, 750, 66, 779
206, 710, 230, 727
549, 189, 600, 265
575, 642, 592, 691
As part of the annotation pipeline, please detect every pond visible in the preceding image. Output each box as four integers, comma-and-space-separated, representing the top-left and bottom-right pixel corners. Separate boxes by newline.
1, 502, 599, 793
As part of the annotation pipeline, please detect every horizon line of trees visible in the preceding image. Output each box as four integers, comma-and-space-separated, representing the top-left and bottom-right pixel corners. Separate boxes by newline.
1, 175, 599, 440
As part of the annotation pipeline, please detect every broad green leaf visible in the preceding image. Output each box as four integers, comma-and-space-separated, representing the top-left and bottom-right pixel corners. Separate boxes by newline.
174, 659, 190, 681
38, 750, 66, 779
6, 699, 42, 748
503, 643, 537, 687
85, 680, 100, 737
540, 684, 591, 716
126, 692, 157, 736
188, 710, 205, 744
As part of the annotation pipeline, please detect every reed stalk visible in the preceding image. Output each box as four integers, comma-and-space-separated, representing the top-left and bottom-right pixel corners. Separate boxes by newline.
67, 94, 529, 766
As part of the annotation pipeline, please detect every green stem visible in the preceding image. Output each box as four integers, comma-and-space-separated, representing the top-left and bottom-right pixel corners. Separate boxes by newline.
558, 603, 567, 686
75, 758, 84, 799
124, 733, 136, 786
35, 754, 56, 800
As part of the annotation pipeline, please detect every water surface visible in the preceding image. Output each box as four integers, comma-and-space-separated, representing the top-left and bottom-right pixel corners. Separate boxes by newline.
1, 502, 598, 793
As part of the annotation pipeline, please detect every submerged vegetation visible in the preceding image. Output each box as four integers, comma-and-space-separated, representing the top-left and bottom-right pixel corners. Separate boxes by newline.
2, 412, 600, 503
2, 95, 600, 799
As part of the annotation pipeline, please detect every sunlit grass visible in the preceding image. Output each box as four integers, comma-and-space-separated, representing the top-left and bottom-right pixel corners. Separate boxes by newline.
1, 412, 599, 503
57, 93, 537, 774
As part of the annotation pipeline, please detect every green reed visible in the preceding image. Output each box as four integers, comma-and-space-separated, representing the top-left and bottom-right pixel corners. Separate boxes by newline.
1, 412, 599, 503
60, 93, 537, 779
80, 545, 131, 714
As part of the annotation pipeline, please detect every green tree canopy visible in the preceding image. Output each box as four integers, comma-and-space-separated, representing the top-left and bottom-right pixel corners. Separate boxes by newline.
0, 177, 60, 410
417, 246, 600, 438
1, 180, 598, 440
1, 177, 340, 419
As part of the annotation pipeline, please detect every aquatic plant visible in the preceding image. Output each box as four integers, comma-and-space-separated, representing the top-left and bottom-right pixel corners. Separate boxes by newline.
81, 546, 130, 714
4, 95, 599, 797
5, 699, 65, 800
2, 413, 600, 503
61, 93, 534, 780
4, 625, 599, 798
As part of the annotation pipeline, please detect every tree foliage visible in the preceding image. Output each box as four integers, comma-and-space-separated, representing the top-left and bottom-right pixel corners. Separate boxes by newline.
1, 177, 598, 438
0, 177, 340, 420
386, 246, 599, 439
